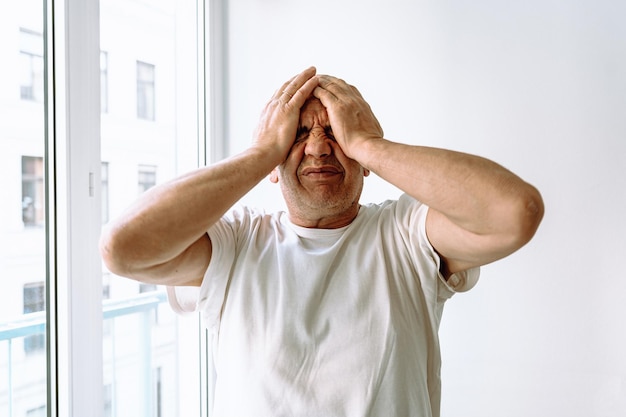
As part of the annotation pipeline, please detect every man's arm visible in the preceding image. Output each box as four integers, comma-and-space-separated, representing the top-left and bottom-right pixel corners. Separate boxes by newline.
313, 75, 544, 278
99, 67, 319, 286
357, 142, 543, 277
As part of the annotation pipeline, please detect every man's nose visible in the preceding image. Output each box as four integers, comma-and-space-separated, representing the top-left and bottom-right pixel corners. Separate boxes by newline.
304, 131, 332, 158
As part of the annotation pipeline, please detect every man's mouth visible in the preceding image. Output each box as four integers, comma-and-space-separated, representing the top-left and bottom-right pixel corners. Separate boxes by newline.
300, 165, 343, 177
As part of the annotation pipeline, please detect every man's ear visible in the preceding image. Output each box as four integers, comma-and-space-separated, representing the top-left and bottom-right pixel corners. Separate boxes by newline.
270, 167, 279, 183
363, 168, 370, 177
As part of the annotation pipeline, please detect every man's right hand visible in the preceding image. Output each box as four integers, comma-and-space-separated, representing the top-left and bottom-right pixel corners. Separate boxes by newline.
252, 66, 319, 164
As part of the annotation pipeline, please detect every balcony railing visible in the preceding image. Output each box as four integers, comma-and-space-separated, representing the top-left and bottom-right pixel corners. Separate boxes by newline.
0, 290, 168, 417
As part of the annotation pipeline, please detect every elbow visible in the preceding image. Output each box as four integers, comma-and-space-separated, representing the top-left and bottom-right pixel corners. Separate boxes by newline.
511, 184, 545, 247
99, 224, 135, 278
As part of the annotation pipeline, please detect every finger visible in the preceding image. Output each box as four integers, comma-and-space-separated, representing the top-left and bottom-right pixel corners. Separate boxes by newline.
272, 74, 298, 100
317, 74, 338, 86
316, 74, 365, 102
312, 85, 338, 104
349, 84, 365, 100
316, 75, 348, 92
271, 66, 315, 99
288, 75, 319, 106
278, 66, 317, 102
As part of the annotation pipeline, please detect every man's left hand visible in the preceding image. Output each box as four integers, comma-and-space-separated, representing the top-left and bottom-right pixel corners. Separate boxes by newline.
313, 75, 384, 162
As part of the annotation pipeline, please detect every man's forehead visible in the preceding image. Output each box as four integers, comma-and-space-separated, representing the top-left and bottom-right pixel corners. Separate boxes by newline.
299, 97, 328, 126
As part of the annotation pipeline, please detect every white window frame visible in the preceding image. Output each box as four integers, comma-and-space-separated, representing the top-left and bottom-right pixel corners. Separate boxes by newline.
44, 0, 226, 416
47, 0, 103, 415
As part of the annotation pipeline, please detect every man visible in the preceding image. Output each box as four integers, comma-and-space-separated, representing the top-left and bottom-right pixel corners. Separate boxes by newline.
100, 66, 544, 416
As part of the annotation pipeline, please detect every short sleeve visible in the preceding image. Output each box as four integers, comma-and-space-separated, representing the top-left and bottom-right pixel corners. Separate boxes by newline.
396, 193, 480, 297
167, 285, 201, 314
440, 267, 480, 293
166, 209, 240, 331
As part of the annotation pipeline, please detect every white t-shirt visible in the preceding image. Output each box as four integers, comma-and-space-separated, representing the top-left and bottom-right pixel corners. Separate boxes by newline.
168, 194, 479, 417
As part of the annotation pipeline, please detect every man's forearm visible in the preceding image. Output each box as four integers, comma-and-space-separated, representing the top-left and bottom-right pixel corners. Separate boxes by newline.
355, 138, 541, 236
100, 147, 278, 277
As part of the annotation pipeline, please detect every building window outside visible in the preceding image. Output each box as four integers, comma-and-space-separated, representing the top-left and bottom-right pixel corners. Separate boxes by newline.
22, 155, 45, 227
20, 28, 44, 102
137, 61, 155, 120
23, 282, 45, 353
138, 164, 157, 194
101, 51, 109, 113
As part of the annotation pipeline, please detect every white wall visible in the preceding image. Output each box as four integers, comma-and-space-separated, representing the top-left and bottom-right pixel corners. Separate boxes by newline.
224, 0, 626, 416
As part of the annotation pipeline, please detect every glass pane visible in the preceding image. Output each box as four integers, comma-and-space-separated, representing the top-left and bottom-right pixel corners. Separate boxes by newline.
100, 1, 199, 416
0, 1, 48, 416
136, 61, 156, 120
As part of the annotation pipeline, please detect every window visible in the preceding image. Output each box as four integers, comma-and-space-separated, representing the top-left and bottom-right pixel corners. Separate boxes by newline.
22, 155, 45, 227
138, 164, 157, 194
22, 155, 44, 226
23, 282, 46, 353
2, 1, 208, 415
19, 28, 44, 102
137, 61, 155, 120
101, 51, 109, 113
101, 1, 204, 416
